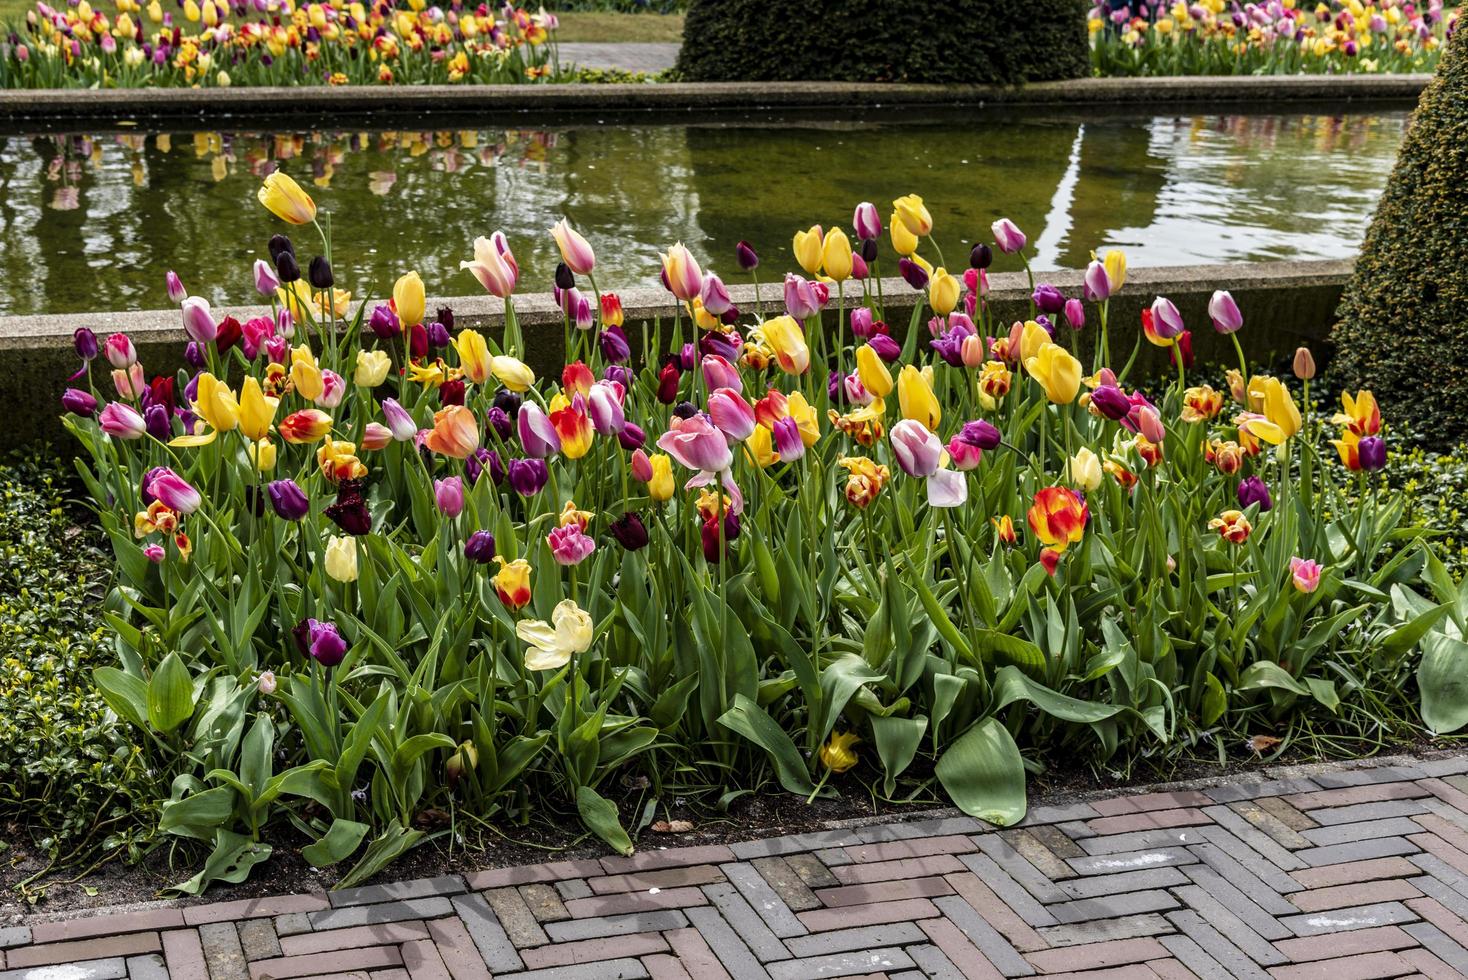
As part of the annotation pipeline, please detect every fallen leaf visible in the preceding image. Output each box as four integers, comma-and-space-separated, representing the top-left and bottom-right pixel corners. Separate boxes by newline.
650, 819, 695, 833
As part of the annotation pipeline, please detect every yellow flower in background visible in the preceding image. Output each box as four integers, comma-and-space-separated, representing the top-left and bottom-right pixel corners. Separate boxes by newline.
354, 349, 391, 388
248, 438, 276, 472
822, 227, 853, 282
647, 453, 675, 503
324, 534, 358, 582
1026, 343, 1082, 404
393, 270, 426, 327
889, 210, 918, 256
454, 328, 492, 385
1103, 249, 1127, 292
892, 194, 933, 236
290, 344, 325, 402
898, 364, 941, 431
819, 731, 860, 773
792, 225, 824, 276
855, 343, 894, 399
238, 376, 276, 442
257, 170, 316, 225
929, 267, 961, 316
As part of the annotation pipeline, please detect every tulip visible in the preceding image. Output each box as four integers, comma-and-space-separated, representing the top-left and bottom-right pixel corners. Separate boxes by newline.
708, 388, 757, 442
62, 388, 98, 417
992, 218, 1026, 254
461, 232, 519, 298
696, 272, 733, 317
388, 271, 424, 328
609, 512, 649, 551
103, 332, 137, 369
548, 393, 593, 459
516, 598, 593, 670
547, 524, 596, 566
869, 334, 901, 362
699, 354, 740, 393
258, 170, 317, 225
1028, 487, 1088, 555
898, 257, 929, 290
1294, 347, 1316, 380
1209, 510, 1253, 545
253, 258, 280, 297
782, 274, 822, 321
658, 413, 734, 476
1083, 260, 1111, 302
550, 218, 595, 276
370, 399, 413, 443
1289, 557, 1322, 593
646, 453, 675, 502
929, 268, 961, 316
735, 240, 759, 271
1067, 447, 1103, 492
1137, 406, 1166, 445
236, 376, 275, 443
267, 479, 310, 520
448, 328, 491, 386
600, 324, 631, 364
820, 731, 860, 773
367, 304, 399, 340
491, 355, 535, 392
1358, 435, 1387, 471
888, 211, 919, 256
166, 270, 187, 304
822, 228, 854, 282
308, 256, 334, 291
1103, 249, 1127, 291
464, 530, 497, 564
435, 476, 465, 518
1333, 390, 1381, 437
1250, 376, 1303, 440
761, 315, 810, 375
1064, 299, 1086, 331
146, 468, 200, 514
897, 365, 941, 430
508, 457, 549, 496
180, 296, 217, 344
947, 436, 983, 471
294, 618, 347, 667
317, 370, 346, 410
276, 250, 301, 284
347, 348, 388, 388
661, 242, 702, 301
1032, 284, 1066, 315
855, 344, 894, 399
1237, 475, 1272, 511
1148, 297, 1186, 344
425, 405, 479, 458
1091, 384, 1130, 421
890, 419, 943, 478
892, 194, 933, 236
488, 556, 532, 609
959, 420, 1001, 451
1208, 290, 1244, 334
792, 225, 824, 276
853, 202, 882, 241
1025, 343, 1082, 404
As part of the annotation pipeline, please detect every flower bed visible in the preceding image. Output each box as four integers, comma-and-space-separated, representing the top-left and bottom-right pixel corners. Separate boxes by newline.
1091, 0, 1454, 75
56, 177, 1463, 893
1, 0, 559, 88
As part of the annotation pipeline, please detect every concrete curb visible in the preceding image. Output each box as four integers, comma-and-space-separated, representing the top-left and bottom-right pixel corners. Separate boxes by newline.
0, 75, 1430, 123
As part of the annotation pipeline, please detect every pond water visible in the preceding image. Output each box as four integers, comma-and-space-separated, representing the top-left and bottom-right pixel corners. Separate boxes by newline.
0, 107, 1407, 317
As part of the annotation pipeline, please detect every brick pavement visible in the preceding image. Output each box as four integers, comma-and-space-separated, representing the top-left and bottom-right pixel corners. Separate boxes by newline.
9, 755, 1468, 978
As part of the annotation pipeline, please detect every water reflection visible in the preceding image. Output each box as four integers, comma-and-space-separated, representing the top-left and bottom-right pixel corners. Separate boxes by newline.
0, 109, 1405, 316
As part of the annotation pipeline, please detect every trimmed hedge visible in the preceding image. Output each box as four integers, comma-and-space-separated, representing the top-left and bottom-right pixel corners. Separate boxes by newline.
675, 0, 1090, 84
1330, 27, 1468, 448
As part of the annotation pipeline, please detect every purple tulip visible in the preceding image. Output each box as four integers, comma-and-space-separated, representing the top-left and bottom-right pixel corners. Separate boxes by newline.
324, 480, 372, 536
253, 258, 280, 297
143, 403, 171, 442
1208, 290, 1244, 335
735, 240, 759, 271
1032, 283, 1066, 314
771, 416, 805, 462
464, 530, 497, 563
603, 364, 634, 391
1150, 297, 1186, 341
869, 334, 901, 362
73, 327, 98, 361
1083, 260, 1112, 302
853, 202, 882, 241
1359, 436, 1387, 471
600, 324, 631, 363
465, 448, 503, 486
609, 512, 650, 551
267, 479, 310, 521
700, 273, 733, 316
850, 307, 875, 339
61, 387, 97, 417
426, 320, 451, 349
166, 270, 187, 305
487, 406, 513, 440
958, 419, 1002, 450
991, 218, 1026, 254
147, 468, 201, 515
898, 257, 929, 290
517, 403, 560, 458
618, 422, 647, 451
294, 618, 347, 668
1091, 385, 1131, 422
99, 402, 147, 439
970, 243, 993, 269
368, 303, 400, 339
1237, 476, 1272, 511
382, 399, 417, 441
508, 457, 548, 496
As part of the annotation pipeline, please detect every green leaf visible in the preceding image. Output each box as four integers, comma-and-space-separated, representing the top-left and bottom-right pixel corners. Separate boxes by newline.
158, 786, 236, 839
148, 652, 196, 733
934, 717, 1027, 826
1237, 661, 1311, 697
337, 821, 426, 889
869, 714, 927, 799
717, 694, 815, 795
302, 819, 370, 868
1201, 672, 1226, 727
1381, 600, 1452, 656
94, 666, 149, 730
1420, 631, 1468, 734
990, 666, 1122, 723
161, 830, 272, 897
576, 785, 633, 856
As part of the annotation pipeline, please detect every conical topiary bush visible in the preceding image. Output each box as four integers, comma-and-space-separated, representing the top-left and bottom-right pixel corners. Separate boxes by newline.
1331, 26, 1468, 447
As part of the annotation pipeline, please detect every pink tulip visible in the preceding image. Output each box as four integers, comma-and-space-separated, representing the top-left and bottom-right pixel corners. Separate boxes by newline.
631, 448, 654, 483
699, 272, 732, 316
702, 354, 742, 394
771, 416, 805, 462
991, 218, 1027, 254
253, 259, 280, 297
361, 422, 392, 451
587, 380, 626, 436
925, 469, 968, 508
181, 296, 217, 344
382, 399, 417, 441
550, 218, 596, 276
784, 274, 825, 321
1083, 260, 1111, 302
147, 468, 202, 514
1150, 297, 1186, 340
104, 332, 136, 368
143, 543, 165, 563
853, 201, 882, 241
891, 420, 943, 478
99, 402, 147, 439
166, 270, 187, 305
1138, 406, 1166, 444
435, 476, 465, 518
112, 364, 145, 399
1208, 290, 1244, 335
518, 402, 561, 458
947, 436, 983, 471
548, 524, 596, 566
708, 388, 756, 442
317, 370, 346, 408
657, 413, 732, 474
1290, 557, 1322, 593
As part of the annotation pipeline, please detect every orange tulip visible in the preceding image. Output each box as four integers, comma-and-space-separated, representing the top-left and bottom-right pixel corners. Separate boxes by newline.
425, 405, 479, 458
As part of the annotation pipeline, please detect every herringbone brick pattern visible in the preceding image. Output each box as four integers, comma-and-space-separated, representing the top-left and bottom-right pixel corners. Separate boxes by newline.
10, 756, 1468, 978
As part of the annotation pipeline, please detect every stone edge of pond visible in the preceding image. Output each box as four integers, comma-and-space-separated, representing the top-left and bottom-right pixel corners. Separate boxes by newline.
0, 259, 1355, 349
0, 75, 1431, 121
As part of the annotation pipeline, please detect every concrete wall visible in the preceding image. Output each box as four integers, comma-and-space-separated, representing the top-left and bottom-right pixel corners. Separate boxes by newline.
19, 258, 1349, 454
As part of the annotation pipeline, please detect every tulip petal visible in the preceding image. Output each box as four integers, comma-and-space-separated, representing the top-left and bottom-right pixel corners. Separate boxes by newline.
926, 469, 968, 509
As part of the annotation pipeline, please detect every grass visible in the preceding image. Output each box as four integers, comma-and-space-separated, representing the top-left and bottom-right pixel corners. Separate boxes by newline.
553, 11, 684, 43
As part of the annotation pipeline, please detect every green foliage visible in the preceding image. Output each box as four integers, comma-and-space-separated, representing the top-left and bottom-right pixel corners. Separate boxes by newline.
676, 0, 1089, 84
0, 456, 157, 869
1331, 26, 1468, 448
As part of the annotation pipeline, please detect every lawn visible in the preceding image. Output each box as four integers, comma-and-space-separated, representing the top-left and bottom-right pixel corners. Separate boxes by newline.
554, 11, 684, 43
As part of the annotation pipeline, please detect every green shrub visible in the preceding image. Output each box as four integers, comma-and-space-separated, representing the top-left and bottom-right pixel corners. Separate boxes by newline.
676, 0, 1089, 84
1330, 26, 1468, 449
0, 456, 156, 875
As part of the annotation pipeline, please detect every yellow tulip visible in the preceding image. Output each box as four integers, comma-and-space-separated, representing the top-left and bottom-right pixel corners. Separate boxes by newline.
393, 270, 426, 328
1249, 375, 1302, 440
761, 315, 810, 375
892, 193, 933, 237
354, 349, 391, 388
193, 372, 239, 434
822, 228, 853, 282
238, 376, 277, 442
454, 328, 492, 385
491, 355, 535, 392
248, 438, 276, 472
256, 170, 316, 225
324, 534, 358, 583
1020, 320, 1050, 363
1103, 249, 1127, 292
889, 211, 918, 256
647, 453, 675, 503
819, 731, 860, 773
290, 344, 325, 403
855, 344, 894, 399
897, 364, 941, 431
1066, 447, 1103, 492
786, 390, 821, 447
792, 225, 823, 276
745, 425, 779, 468
929, 267, 961, 316
1026, 343, 1083, 404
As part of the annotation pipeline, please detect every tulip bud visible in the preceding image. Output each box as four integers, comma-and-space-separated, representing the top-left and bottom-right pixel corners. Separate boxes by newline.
368, 303, 399, 339
554, 261, 574, 291
1138, 406, 1166, 444
275, 249, 301, 283
268, 233, 294, 262
73, 327, 98, 362
493, 388, 523, 418
181, 296, 217, 344
464, 529, 497, 563
308, 255, 334, 290
61, 387, 98, 417
735, 240, 759, 271
253, 258, 280, 296
1091, 385, 1130, 421
165, 270, 187, 304
618, 422, 647, 451
1208, 290, 1243, 335
1358, 435, 1386, 471
427, 320, 451, 348
1083, 260, 1111, 302
435, 476, 465, 518
853, 201, 882, 241
1237, 475, 1272, 511
959, 419, 1002, 450
1293, 346, 1316, 380
266, 479, 310, 520
970, 243, 993, 269
898, 257, 929, 290
1064, 299, 1085, 330
991, 218, 1026, 254
381, 398, 417, 441
609, 512, 650, 551
869, 334, 901, 362
104, 332, 137, 369
184, 341, 206, 371
700, 272, 733, 316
